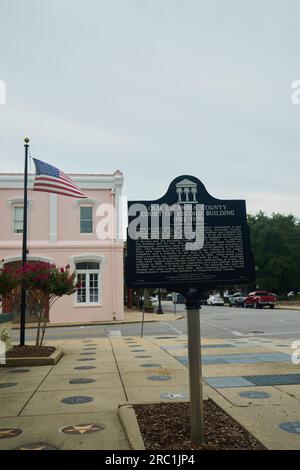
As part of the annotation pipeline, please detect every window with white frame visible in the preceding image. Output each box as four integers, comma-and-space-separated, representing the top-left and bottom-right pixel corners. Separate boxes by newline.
13, 206, 24, 233
76, 261, 100, 304
80, 206, 93, 233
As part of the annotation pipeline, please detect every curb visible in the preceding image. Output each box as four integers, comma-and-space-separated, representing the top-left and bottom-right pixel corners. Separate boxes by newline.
11, 316, 183, 330
118, 404, 145, 450
0, 349, 64, 367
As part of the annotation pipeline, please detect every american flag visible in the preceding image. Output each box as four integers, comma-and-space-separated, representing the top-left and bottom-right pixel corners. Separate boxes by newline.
32, 158, 87, 198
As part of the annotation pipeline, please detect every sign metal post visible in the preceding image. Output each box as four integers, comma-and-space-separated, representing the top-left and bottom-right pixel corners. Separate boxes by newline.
141, 288, 146, 338
186, 287, 203, 444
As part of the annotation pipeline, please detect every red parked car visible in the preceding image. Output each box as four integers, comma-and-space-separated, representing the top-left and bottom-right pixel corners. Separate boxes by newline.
244, 291, 276, 309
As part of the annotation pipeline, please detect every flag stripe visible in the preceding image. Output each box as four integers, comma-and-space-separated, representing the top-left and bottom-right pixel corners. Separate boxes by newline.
60, 171, 73, 182
34, 181, 85, 197
34, 175, 85, 194
33, 187, 87, 198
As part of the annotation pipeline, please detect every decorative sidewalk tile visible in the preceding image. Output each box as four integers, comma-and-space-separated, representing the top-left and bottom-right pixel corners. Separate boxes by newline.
160, 392, 188, 400
175, 352, 290, 366
61, 396, 93, 405
0, 428, 23, 439
0, 383, 18, 389
202, 357, 229, 365
147, 375, 172, 381
204, 377, 254, 388
134, 355, 152, 358
254, 353, 291, 362
74, 366, 96, 370
205, 373, 300, 388
239, 391, 271, 399
60, 423, 105, 434
244, 374, 300, 386
175, 356, 189, 366
69, 378, 96, 385
13, 443, 58, 450
279, 422, 300, 435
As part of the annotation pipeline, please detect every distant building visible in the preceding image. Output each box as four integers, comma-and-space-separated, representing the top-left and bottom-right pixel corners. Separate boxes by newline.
0, 171, 124, 324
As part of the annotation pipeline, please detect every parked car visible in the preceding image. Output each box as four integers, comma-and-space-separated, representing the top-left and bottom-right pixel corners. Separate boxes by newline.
229, 292, 246, 307
223, 292, 232, 300
244, 291, 276, 309
207, 295, 225, 306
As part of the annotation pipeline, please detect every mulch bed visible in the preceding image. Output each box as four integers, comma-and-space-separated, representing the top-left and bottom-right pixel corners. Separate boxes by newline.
6, 345, 56, 358
134, 400, 266, 450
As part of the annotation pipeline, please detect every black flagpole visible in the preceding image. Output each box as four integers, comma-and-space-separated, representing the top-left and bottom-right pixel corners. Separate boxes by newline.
20, 137, 30, 346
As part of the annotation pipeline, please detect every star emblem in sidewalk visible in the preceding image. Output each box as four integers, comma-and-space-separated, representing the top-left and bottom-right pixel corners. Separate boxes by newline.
19, 445, 48, 451
14, 443, 58, 450
61, 423, 104, 435
0, 428, 23, 439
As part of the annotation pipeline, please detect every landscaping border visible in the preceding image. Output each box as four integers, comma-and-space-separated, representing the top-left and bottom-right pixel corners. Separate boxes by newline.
118, 395, 268, 450
118, 403, 146, 450
0, 348, 63, 367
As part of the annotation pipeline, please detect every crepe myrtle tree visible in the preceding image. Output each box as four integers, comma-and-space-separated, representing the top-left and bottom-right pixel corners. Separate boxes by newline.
0, 266, 19, 345
14, 262, 80, 347
0, 265, 19, 309
0, 267, 18, 316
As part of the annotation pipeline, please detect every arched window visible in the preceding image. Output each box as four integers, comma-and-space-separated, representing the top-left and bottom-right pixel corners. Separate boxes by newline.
76, 261, 100, 304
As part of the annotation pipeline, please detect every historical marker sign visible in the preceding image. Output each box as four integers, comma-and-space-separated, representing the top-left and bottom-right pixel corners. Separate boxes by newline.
125, 174, 255, 445
126, 175, 255, 291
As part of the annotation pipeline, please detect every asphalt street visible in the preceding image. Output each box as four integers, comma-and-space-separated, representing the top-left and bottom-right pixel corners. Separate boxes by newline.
11, 302, 300, 343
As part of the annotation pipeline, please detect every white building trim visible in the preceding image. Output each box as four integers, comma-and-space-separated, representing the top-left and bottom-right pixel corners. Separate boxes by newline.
74, 198, 98, 206
7, 197, 34, 208
1, 254, 55, 267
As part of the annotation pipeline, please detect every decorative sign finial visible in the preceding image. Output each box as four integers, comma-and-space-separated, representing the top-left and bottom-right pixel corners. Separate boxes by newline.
24, 137, 30, 144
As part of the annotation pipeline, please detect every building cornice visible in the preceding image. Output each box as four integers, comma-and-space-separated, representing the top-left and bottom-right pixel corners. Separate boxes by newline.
0, 172, 124, 190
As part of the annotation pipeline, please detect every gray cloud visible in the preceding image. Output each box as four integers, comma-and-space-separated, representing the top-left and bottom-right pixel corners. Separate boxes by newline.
0, 0, 299, 216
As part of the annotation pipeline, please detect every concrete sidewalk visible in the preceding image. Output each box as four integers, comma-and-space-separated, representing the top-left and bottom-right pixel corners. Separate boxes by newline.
1, 334, 300, 449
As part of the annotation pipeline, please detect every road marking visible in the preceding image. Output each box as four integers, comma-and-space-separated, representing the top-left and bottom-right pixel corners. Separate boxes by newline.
253, 331, 300, 336
200, 319, 245, 337
161, 322, 183, 336
107, 330, 122, 337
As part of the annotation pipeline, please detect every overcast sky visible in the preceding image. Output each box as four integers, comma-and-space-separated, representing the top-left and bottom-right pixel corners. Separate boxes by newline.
0, 0, 300, 216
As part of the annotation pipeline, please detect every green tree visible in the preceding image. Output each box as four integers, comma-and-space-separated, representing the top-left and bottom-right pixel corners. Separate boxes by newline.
248, 212, 300, 294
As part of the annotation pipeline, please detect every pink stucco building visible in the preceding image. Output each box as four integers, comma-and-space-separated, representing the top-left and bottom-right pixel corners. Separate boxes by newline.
0, 171, 124, 323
